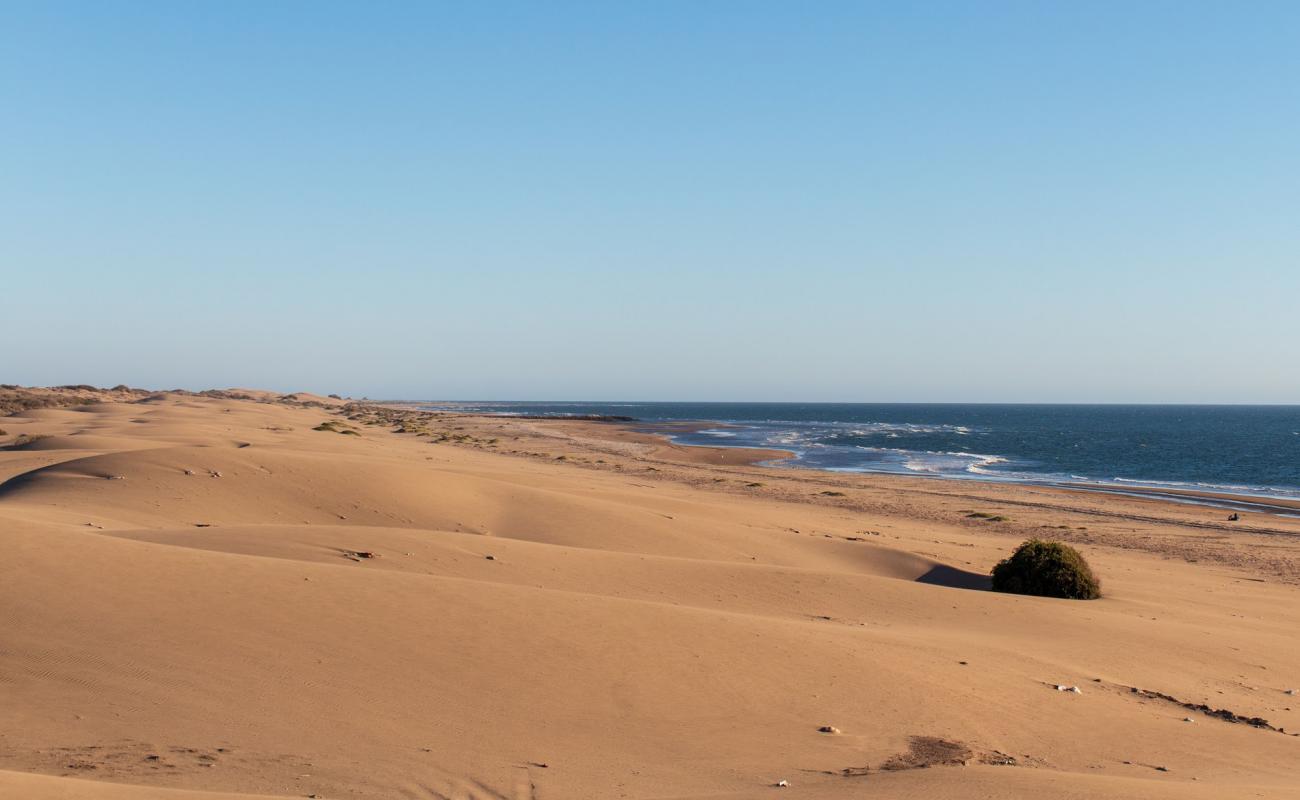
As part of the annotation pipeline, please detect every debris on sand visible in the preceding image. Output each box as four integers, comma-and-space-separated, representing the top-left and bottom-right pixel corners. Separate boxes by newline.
881, 736, 973, 770
1055, 684, 1082, 694
342, 550, 378, 561
774, 779, 789, 787
817, 725, 840, 734
980, 750, 1019, 766
1124, 685, 1292, 733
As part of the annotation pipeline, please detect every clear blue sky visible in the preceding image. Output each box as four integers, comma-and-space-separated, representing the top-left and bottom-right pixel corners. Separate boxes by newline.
3, 1, 1297, 402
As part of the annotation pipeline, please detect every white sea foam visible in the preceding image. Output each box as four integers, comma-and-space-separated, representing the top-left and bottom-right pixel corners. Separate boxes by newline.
943, 451, 1005, 461
963, 455, 1010, 475
1112, 477, 1197, 488
744, 420, 980, 437
1109, 476, 1300, 498
893, 450, 1010, 476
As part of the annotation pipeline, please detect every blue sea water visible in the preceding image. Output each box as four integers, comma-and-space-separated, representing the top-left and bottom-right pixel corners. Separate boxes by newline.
415, 402, 1300, 502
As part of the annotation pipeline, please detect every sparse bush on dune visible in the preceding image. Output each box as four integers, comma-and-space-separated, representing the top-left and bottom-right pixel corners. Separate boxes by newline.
991, 539, 1100, 600
313, 420, 360, 435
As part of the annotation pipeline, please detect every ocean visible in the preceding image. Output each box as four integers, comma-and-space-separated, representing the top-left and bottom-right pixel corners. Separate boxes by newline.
414, 402, 1300, 503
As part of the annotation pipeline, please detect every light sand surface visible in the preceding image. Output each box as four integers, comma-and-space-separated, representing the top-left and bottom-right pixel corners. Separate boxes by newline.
3, 393, 1299, 799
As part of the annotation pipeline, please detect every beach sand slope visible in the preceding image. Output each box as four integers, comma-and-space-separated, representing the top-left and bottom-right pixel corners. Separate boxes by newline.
2, 393, 1298, 798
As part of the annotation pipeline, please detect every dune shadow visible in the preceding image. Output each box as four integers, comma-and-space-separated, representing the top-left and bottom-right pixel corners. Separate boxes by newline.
0, 454, 108, 500
0, 468, 41, 499
915, 564, 991, 590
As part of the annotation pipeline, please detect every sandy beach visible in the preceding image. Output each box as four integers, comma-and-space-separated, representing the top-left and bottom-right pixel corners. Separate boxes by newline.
3, 388, 1299, 799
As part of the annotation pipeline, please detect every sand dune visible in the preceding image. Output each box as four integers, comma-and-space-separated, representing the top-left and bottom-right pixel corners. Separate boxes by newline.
2, 393, 1298, 799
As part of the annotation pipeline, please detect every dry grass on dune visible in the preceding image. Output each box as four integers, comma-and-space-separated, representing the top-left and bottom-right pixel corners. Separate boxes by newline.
1, 389, 1298, 799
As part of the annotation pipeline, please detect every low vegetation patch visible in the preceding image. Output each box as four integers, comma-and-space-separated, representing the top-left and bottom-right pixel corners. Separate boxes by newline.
991, 539, 1100, 600
313, 420, 359, 435
0, 384, 146, 415
1, 433, 49, 450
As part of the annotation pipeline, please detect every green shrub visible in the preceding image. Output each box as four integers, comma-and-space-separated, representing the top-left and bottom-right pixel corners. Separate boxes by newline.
991, 539, 1100, 600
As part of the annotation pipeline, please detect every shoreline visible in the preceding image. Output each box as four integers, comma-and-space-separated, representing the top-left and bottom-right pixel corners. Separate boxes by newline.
649, 423, 1300, 517
437, 409, 1300, 519
375, 403, 1300, 576
1059, 482, 1300, 516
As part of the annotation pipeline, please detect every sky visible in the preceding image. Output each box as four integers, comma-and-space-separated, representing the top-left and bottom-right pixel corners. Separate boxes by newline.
2, 1, 1298, 402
